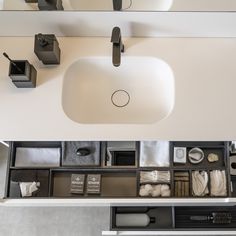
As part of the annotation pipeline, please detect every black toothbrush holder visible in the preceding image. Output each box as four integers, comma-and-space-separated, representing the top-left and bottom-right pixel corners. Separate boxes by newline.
3, 53, 37, 88
34, 33, 61, 65
9, 60, 37, 88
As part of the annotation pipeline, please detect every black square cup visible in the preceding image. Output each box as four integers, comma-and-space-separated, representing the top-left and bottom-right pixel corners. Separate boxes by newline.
8, 60, 37, 88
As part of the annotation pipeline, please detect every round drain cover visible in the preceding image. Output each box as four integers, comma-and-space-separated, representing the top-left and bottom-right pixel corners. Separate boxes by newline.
111, 90, 130, 108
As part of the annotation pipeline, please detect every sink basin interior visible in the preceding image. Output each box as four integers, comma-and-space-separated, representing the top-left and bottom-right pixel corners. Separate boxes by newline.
62, 56, 175, 124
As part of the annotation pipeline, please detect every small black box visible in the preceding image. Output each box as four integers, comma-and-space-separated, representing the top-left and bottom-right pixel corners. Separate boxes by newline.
34, 34, 61, 65
71, 174, 85, 194
8, 60, 37, 88
87, 174, 101, 195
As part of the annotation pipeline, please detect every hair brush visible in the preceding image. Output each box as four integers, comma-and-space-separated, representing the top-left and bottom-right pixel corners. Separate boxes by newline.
190, 212, 232, 224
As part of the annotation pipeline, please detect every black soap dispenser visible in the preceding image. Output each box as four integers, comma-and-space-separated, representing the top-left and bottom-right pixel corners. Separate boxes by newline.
34, 33, 61, 65
3, 53, 37, 88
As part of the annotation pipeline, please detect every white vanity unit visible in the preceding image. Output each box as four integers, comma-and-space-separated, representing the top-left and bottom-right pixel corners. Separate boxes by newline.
2, 140, 236, 236
0, 3, 236, 235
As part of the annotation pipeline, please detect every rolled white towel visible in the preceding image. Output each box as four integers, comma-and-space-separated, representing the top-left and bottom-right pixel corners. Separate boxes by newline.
139, 184, 170, 197
192, 171, 209, 196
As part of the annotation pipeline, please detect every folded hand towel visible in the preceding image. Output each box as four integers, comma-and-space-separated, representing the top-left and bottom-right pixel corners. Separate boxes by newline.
139, 141, 170, 167
15, 147, 60, 167
210, 170, 227, 197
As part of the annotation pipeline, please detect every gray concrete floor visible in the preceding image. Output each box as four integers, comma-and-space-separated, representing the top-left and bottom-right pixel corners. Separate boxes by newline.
0, 144, 109, 236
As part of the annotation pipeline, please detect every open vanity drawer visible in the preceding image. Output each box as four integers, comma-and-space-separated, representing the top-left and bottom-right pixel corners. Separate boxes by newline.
3, 141, 236, 206
102, 206, 236, 235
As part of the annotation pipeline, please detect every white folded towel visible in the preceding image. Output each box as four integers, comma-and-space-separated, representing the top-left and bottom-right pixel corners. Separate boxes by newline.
210, 170, 227, 197
15, 148, 61, 167
192, 171, 209, 196
139, 141, 170, 167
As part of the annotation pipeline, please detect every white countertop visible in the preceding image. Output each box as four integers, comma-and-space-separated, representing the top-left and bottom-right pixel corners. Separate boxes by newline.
0, 37, 235, 141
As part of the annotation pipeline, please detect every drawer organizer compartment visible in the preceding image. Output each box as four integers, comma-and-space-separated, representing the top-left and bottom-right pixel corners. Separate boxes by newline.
175, 206, 236, 229
5, 141, 235, 199
51, 169, 137, 198
172, 142, 226, 169
10, 141, 62, 168
111, 206, 236, 231
102, 141, 138, 168
5, 141, 61, 198
138, 169, 171, 198
111, 207, 174, 230
7, 169, 50, 198
61, 141, 101, 167
170, 141, 231, 198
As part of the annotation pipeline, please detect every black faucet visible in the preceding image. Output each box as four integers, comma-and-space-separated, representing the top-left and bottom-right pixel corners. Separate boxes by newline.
113, 0, 122, 11
38, 0, 64, 10
111, 27, 124, 67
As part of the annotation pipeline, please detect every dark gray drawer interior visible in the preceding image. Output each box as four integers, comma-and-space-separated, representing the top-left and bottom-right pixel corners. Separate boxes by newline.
4, 141, 236, 199
110, 206, 236, 231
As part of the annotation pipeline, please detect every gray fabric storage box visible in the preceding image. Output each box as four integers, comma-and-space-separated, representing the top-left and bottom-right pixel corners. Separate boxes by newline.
62, 142, 100, 166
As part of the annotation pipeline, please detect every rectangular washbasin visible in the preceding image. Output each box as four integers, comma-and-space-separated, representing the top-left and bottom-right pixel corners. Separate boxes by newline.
62, 56, 175, 124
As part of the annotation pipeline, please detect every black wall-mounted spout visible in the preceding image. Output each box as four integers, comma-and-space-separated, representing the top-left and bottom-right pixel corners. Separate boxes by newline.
38, 0, 64, 10
111, 27, 124, 67
113, 0, 122, 11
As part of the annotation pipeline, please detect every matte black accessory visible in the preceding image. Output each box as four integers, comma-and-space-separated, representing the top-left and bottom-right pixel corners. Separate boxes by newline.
3, 53, 23, 73
34, 33, 61, 65
190, 213, 232, 224
111, 26, 124, 67
86, 174, 101, 194
3, 53, 37, 88
38, 0, 64, 10
113, 0, 122, 10
76, 148, 91, 157
70, 174, 85, 194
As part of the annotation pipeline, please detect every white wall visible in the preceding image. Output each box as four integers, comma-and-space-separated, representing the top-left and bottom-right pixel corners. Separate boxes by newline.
0, 11, 235, 37
171, 0, 236, 11
2, 0, 236, 11
0, 0, 3, 10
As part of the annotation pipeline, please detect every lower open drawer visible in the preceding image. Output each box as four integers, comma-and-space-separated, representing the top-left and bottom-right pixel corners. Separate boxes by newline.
105, 206, 236, 235
102, 231, 236, 235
